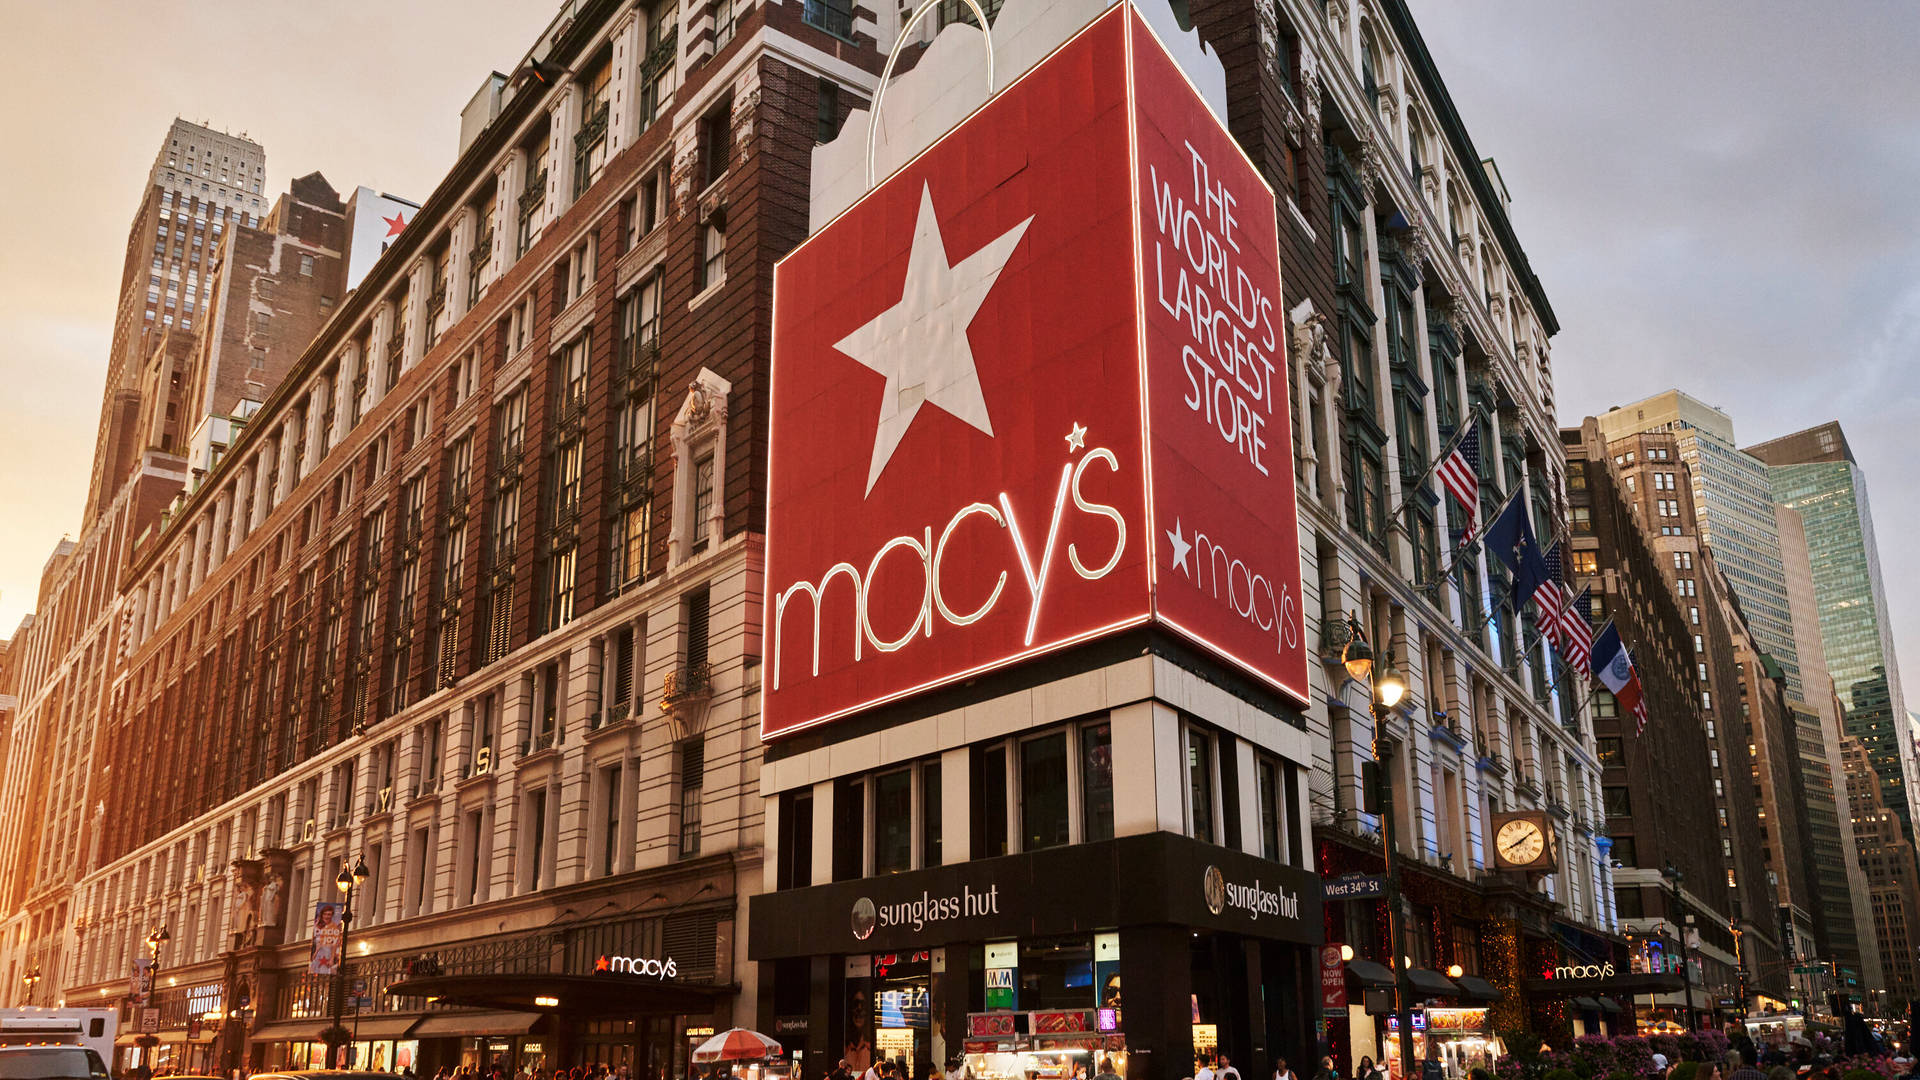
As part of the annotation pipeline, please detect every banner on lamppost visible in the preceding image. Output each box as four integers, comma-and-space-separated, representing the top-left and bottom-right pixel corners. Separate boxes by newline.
309, 901, 346, 975
131, 957, 154, 1005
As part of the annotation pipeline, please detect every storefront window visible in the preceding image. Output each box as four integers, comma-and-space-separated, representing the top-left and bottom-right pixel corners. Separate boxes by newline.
1016, 936, 1096, 1010
874, 768, 913, 874
1021, 733, 1070, 851
1081, 721, 1113, 843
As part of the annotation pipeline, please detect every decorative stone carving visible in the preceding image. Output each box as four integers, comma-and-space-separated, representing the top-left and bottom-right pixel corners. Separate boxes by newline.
1403, 226, 1431, 273
1439, 294, 1466, 339
732, 78, 762, 165
1300, 53, 1323, 128
1454, 235, 1474, 269
1358, 135, 1384, 193
671, 138, 700, 221
1294, 311, 1330, 385
1325, 0, 1348, 43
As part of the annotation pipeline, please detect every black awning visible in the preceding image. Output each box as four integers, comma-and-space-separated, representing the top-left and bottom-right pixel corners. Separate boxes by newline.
1572, 997, 1602, 1011
1347, 960, 1396, 988
387, 973, 728, 1017
1453, 975, 1501, 1002
1597, 998, 1623, 1014
1406, 968, 1460, 997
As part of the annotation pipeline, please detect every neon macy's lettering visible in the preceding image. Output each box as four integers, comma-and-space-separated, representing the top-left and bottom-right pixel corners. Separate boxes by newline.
773, 446, 1127, 690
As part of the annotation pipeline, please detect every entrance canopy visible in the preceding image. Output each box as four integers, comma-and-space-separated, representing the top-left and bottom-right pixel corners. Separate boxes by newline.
388, 973, 728, 1017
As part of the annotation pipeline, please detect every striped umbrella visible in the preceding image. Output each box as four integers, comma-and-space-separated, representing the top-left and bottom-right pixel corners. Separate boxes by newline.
692, 1028, 783, 1063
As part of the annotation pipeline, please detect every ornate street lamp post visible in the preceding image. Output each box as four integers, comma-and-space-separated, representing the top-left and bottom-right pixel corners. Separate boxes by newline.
327, 856, 370, 1069
1345, 615, 1415, 1080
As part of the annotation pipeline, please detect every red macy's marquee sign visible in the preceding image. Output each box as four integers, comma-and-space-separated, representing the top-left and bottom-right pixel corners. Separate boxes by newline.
764, 4, 1308, 739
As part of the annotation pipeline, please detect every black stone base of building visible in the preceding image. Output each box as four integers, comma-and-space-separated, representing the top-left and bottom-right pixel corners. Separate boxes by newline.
750, 833, 1324, 1080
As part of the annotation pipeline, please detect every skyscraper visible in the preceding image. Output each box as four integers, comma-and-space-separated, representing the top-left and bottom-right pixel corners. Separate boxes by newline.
1597, 392, 1877, 990
85, 119, 269, 527
1749, 422, 1916, 840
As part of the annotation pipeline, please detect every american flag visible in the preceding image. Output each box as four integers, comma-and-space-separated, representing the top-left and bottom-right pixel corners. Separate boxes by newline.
1532, 544, 1564, 654
1555, 586, 1595, 676
1436, 422, 1480, 544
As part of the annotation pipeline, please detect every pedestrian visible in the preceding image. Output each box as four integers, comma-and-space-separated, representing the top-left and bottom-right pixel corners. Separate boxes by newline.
1196, 1057, 1217, 1080
1315, 1056, 1341, 1080
1352, 1058, 1377, 1080
1273, 1057, 1294, 1080
1217, 1055, 1241, 1080
1094, 1056, 1122, 1080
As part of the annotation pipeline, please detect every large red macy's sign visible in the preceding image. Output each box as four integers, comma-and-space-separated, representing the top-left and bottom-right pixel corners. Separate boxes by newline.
763, 5, 1309, 739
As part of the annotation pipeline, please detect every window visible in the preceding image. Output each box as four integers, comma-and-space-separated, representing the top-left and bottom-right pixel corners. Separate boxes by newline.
1571, 506, 1591, 534
690, 452, 716, 550
777, 789, 814, 889
1081, 721, 1113, 844
972, 744, 1009, 859
1594, 690, 1617, 719
1256, 758, 1282, 862
526, 789, 548, 892
697, 219, 726, 291
1020, 732, 1069, 852
1701, 690, 1713, 711
700, 96, 732, 190
678, 738, 705, 858
299, 253, 315, 276
833, 776, 865, 880
1597, 737, 1623, 768
1187, 726, 1215, 844
1689, 606, 1700, 625
920, 759, 942, 867
804, 0, 853, 35
1572, 551, 1597, 575
600, 763, 623, 876
566, 238, 596, 305
816, 79, 841, 144
1610, 836, 1636, 866
1602, 786, 1631, 817
873, 768, 912, 874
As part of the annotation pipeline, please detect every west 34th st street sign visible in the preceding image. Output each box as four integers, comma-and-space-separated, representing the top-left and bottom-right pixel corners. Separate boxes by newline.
764, 4, 1309, 739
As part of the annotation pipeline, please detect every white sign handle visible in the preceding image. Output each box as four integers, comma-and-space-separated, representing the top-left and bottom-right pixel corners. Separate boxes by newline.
866, 0, 997, 190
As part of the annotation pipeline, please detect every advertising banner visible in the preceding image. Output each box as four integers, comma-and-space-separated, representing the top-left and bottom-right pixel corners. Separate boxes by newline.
309, 901, 346, 975
764, 5, 1306, 740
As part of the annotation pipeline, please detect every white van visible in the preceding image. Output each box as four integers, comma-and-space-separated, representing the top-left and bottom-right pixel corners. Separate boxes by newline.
0, 1009, 119, 1080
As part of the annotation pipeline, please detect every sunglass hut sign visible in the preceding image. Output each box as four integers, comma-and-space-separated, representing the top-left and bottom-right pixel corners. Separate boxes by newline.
763, 7, 1310, 739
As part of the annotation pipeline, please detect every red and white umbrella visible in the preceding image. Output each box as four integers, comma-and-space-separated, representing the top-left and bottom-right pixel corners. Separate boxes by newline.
691, 1028, 783, 1063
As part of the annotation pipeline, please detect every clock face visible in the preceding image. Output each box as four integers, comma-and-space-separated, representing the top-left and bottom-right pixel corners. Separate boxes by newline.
1497, 819, 1545, 866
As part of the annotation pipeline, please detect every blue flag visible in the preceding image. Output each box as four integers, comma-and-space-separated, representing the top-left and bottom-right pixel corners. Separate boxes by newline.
1480, 495, 1532, 575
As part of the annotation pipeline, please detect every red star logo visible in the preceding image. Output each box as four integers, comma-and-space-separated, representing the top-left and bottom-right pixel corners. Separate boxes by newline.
594, 955, 610, 972
383, 211, 407, 237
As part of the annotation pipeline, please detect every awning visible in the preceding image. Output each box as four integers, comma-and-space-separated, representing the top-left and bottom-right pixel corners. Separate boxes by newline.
1572, 997, 1602, 1011
411, 1011, 544, 1038
1347, 960, 1396, 988
249, 1016, 417, 1042
389, 973, 728, 1017
1597, 998, 1623, 1014
1406, 968, 1460, 998
1453, 976, 1502, 1002
248, 1020, 332, 1044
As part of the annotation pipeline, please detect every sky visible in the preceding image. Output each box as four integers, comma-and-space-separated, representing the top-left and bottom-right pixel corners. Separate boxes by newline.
0, 1, 1916, 691
1417, 0, 1920, 696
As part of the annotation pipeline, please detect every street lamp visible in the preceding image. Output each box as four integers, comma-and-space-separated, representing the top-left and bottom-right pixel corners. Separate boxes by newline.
22, 965, 41, 1004
327, 856, 370, 1068
1345, 614, 1415, 1080
1661, 864, 1696, 1031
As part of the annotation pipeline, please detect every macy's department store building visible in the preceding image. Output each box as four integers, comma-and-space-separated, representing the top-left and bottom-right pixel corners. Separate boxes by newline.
748, 4, 1323, 1079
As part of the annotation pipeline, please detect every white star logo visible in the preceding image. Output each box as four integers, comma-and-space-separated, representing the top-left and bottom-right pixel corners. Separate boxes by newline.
1166, 519, 1192, 578
835, 182, 1033, 496
1065, 422, 1087, 453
